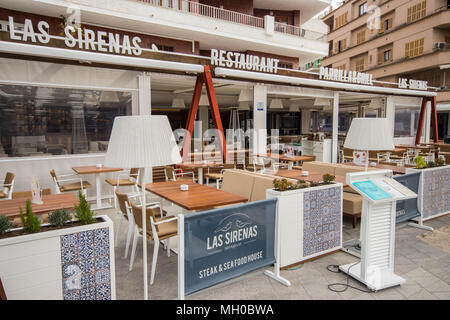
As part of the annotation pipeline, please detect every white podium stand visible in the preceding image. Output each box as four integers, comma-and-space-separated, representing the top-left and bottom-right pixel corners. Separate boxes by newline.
339, 170, 417, 291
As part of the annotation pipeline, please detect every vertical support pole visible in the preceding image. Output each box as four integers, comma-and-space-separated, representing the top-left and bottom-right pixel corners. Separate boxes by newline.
140, 167, 148, 300
253, 84, 268, 156
177, 213, 185, 300
138, 74, 152, 182
415, 97, 427, 145
332, 91, 339, 163
182, 76, 203, 162
203, 66, 228, 163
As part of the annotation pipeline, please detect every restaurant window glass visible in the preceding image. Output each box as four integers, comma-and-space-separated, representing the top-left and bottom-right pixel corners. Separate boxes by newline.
394, 108, 420, 137
0, 84, 132, 157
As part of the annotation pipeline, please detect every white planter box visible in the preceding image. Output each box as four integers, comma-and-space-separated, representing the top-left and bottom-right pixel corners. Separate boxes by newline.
406, 166, 450, 221
266, 183, 343, 268
0, 215, 116, 300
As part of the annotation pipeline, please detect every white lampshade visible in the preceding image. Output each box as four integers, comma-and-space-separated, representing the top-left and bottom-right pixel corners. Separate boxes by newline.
344, 118, 394, 151
171, 97, 185, 109
314, 98, 331, 106
238, 101, 250, 110
288, 104, 300, 112
269, 99, 283, 109
104, 115, 182, 168
199, 94, 209, 106
238, 88, 253, 102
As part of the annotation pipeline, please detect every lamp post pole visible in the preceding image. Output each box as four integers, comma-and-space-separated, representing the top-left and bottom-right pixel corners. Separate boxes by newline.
141, 167, 148, 300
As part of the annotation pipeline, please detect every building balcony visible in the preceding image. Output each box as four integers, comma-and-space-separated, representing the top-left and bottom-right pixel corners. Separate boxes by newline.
0, 0, 328, 64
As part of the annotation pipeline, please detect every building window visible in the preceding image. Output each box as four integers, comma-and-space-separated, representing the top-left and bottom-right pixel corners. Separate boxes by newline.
334, 38, 347, 54
356, 30, 366, 44
355, 58, 365, 72
359, 2, 368, 17
278, 62, 294, 69
407, 0, 427, 23
156, 45, 174, 52
335, 12, 348, 29
378, 49, 392, 64
0, 85, 131, 157
394, 108, 420, 137
379, 17, 393, 33
405, 38, 424, 58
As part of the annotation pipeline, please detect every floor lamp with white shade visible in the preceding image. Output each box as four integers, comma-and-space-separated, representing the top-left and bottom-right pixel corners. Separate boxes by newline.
344, 118, 395, 170
104, 115, 181, 300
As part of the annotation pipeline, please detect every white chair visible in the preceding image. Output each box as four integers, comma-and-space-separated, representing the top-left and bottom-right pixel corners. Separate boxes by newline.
0, 172, 15, 200
106, 168, 140, 208
164, 166, 196, 182
129, 201, 177, 285
50, 169, 91, 197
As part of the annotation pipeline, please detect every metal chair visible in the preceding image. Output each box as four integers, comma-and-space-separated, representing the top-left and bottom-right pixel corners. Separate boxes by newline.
106, 168, 140, 208
164, 165, 196, 182
50, 169, 91, 197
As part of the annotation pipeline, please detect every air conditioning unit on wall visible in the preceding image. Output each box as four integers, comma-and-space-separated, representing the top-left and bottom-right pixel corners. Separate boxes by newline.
435, 42, 446, 50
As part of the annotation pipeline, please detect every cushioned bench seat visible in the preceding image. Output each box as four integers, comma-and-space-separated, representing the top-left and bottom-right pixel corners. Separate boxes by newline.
343, 191, 362, 228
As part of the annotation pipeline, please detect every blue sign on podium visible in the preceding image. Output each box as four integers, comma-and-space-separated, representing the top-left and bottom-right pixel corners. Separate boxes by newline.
182, 199, 277, 295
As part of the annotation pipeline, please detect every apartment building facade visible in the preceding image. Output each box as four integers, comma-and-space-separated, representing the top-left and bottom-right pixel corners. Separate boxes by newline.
321, 0, 450, 139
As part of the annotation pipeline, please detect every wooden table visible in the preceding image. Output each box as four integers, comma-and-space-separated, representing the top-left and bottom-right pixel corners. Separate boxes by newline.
257, 153, 315, 169
0, 193, 78, 219
338, 162, 406, 175
273, 169, 348, 187
144, 180, 247, 212
72, 165, 122, 210
178, 162, 224, 185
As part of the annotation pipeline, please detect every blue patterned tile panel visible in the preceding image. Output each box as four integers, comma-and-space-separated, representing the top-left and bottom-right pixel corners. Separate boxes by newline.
303, 186, 341, 257
60, 227, 111, 300
420, 167, 450, 220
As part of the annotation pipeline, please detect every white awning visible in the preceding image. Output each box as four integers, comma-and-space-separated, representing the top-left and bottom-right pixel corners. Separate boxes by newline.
214, 67, 437, 98
0, 41, 204, 74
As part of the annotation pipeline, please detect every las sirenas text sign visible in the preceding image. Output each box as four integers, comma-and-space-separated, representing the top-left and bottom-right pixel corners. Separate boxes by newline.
182, 199, 277, 295
7, 16, 143, 56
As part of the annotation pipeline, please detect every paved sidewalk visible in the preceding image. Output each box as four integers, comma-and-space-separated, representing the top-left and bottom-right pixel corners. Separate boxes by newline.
105, 195, 450, 300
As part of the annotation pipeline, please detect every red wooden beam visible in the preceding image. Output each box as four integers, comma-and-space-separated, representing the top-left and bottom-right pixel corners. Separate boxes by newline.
202, 66, 228, 163
430, 96, 439, 143
415, 97, 428, 145
181, 66, 227, 163
181, 75, 203, 162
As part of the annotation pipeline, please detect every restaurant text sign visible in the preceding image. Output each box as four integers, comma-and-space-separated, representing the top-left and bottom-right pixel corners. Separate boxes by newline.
183, 199, 276, 295
211, 49, 280, 73
398, 78, 428, 91
319, 67, 374, 85
8, 16, 143, 56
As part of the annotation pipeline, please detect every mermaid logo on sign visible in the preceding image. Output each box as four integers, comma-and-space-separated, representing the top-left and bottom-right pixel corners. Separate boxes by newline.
207, 213, 258, 250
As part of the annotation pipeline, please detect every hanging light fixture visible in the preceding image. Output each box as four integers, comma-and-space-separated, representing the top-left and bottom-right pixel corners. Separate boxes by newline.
269, 98, 283, 109
99, 91, 119, 103
238, 88, 253, 102
171, 97, 186, 109
288, 103, 300, 112
238, 101, 250, 111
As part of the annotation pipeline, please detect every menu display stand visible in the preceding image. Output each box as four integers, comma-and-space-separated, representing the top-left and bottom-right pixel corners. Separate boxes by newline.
339, 170, 417, 291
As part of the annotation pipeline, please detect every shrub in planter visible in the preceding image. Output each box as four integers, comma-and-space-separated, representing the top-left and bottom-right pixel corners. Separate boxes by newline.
20, 200, 41, 233
74, 191, 96, 225
0, 216, 13, 235
323, 173, 336, 184
414, 156, 427, 169
273, 178, 310, 191
48, 209, 71, 227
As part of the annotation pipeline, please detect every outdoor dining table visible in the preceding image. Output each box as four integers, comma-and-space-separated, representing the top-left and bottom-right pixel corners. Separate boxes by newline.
144, 180, 248, 212
257, 153, 315, 170
273, 169, 348, 187
0, 193, 78, 219
72, 165, 122, 210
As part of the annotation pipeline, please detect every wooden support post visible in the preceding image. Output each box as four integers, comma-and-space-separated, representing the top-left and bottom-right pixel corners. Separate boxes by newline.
415, 97, 428, 145
430, 96, 439, 143
181, 66, 227, 163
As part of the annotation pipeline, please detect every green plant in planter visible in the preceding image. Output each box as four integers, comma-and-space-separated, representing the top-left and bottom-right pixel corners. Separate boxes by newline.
436, 157, 445, 167
413, 156, 427, 169
20, 200, 41, 233
48, 209, 71, 227
0, 216, 13, 235
273, 178, 292, 191
74, 191, 96, 225
323, 173, 336, 184
427, 161, 437, 168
